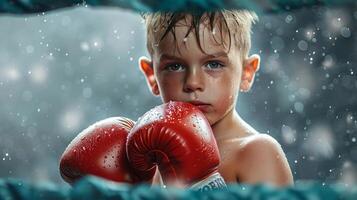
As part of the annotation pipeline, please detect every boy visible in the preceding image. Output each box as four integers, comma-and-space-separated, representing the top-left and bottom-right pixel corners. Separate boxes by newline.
59, 9, 294, 189
138, 10, 294, 187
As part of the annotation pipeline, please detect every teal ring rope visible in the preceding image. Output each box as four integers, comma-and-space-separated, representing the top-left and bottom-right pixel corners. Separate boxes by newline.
0, 176, 356, 200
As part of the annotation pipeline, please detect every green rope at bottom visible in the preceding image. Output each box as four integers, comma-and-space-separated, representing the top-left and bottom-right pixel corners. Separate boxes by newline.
0, 176, 356, 200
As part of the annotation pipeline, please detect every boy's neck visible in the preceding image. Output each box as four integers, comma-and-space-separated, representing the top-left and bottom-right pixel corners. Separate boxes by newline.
211, 108, 258, 142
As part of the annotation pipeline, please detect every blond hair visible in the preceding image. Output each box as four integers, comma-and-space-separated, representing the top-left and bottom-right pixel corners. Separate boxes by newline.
142, 10, 258, 60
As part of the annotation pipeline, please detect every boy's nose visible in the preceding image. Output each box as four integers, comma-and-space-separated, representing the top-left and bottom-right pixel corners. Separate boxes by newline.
183, 68, 204, 93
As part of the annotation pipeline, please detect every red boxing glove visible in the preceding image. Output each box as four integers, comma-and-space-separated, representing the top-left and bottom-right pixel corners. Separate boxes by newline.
59, 117, 146, 184
127, 101, 226, 191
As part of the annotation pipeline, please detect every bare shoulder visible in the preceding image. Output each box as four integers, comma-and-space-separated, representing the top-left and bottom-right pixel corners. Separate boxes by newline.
235, 133, 294, 187
239, 133, 283, 155
236, 133, 285, 169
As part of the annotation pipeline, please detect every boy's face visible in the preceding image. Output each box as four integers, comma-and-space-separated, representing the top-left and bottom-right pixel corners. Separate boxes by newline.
140, 17, 260, 125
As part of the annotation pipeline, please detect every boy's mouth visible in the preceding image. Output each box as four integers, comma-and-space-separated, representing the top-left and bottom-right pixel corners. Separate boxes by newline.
188, 100, 209, 106
187, 101, 211, 112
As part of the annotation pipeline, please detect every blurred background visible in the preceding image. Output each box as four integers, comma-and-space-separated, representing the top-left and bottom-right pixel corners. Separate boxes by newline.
0, 4, 356, 187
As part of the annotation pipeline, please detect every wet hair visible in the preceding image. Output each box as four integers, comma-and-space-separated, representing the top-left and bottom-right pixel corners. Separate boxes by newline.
141, 9, 258, 60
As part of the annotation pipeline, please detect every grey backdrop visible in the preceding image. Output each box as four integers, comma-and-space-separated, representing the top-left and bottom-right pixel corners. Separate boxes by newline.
0, 5, 356, 187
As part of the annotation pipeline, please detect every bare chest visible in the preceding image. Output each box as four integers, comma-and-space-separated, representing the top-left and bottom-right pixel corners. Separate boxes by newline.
217, 141, 243, 183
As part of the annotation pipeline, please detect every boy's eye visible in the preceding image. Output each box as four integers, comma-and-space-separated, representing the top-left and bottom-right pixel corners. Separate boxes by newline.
165, 63, 185, 72
206, 61, 224, 70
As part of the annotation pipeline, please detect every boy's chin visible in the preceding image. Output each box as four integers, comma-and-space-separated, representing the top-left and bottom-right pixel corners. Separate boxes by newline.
201, 113, 215, 126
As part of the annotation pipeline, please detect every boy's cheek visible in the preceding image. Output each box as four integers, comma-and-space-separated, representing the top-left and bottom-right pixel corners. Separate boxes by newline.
213, 89, 237, 113
160, 89, 182, 103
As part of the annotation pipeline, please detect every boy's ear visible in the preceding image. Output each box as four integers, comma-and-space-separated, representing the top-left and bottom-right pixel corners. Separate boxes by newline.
138, 56, 160, 96
240, 54, 260, 92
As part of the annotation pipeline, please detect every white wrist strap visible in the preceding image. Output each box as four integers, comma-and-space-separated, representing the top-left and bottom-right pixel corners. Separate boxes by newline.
189, 172, 227, 192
